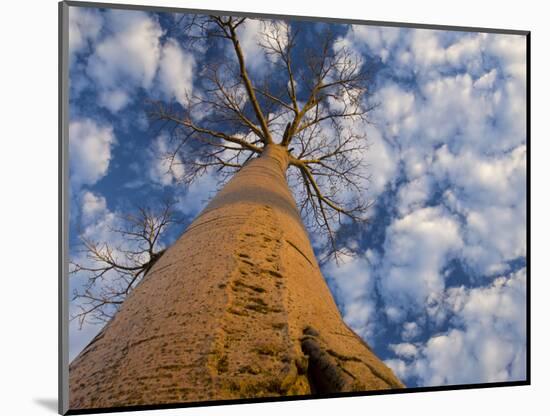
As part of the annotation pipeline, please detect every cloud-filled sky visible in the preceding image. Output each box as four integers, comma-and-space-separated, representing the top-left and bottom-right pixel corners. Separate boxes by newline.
67, 5, 527, 389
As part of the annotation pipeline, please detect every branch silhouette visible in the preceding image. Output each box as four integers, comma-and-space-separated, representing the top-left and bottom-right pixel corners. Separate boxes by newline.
70, 199, 181, 328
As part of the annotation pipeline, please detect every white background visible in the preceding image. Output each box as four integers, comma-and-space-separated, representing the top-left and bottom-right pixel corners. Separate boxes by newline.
1, 0, 546, 415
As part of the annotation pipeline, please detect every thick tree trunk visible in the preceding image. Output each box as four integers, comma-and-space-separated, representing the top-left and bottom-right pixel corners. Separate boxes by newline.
69, 144, 403, 409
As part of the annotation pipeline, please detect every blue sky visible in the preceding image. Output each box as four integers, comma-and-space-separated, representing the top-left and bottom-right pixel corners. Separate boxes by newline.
67, 6, 527, 388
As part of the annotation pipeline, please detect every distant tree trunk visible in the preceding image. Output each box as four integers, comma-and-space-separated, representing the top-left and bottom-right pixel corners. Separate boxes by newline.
69, 144, 403, 409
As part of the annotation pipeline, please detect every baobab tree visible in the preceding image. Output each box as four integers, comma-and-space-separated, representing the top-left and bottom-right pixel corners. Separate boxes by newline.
69, 15, 403, 410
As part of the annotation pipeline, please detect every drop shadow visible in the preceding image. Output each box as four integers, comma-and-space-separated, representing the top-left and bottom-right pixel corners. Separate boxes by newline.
34, 398, 58, 413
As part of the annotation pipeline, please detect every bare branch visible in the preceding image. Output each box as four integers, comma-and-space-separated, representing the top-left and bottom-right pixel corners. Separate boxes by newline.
227, 20, 273, 144
70, 200, 180, 327
148, 17, 375, 261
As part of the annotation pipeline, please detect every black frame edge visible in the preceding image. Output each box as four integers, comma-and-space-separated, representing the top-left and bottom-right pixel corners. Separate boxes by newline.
525, 31, 531, 386
66, 381, 530, 415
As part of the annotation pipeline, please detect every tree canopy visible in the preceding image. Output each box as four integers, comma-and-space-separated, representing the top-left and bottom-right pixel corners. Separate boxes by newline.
71, 15, 376, 327
149, 15, 375, 257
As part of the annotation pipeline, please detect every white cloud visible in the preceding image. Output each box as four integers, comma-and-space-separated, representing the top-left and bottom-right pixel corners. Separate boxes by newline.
324, 253, 377, 340
399, 268, 527, 386
236, 19, 265, 72
89, 10, 162, 89
402, 321, 421, 341
346, 29, 511, 84
487, 34, 527, 81
462, 205, 526, 275
97, 89, 131, 113
370, 69, 522, 159
363, 125, 399, 198
434, 144, 527, 274
79, 196, 118, 246
380, 206, 463, 312
355, 31, 527, 388
235, 19, 289, 72
383, 72, 499, 154
81, 190, 107, 225
409, 29, 447, 70
390, 342, 418, 360
69, 118, 116, 189
73, 9, 200, 113
396, 176, 432, 216
348, 27, 527, 284
68, 6, 102, 61
384, 305, 406, 323
158, 38, 195, 107
344, 25, 401, 63
376, 84, 415, 136
384, 358, 409, 381
86, 10, 163, 112
344, 26, 526, 154
147, 134, 185, 187
445, 33, 485, 66
474, 69, 498, 90
434, 145, 526, 206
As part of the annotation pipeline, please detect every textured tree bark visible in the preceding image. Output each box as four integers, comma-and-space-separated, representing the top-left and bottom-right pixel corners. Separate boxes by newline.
69, 144, 404, 409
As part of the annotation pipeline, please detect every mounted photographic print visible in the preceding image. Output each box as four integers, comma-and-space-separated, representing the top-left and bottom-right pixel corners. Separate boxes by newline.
59, 1, 529, 414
